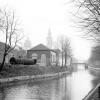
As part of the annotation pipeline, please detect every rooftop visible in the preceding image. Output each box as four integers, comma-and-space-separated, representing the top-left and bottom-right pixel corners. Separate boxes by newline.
28, 44, 51, 51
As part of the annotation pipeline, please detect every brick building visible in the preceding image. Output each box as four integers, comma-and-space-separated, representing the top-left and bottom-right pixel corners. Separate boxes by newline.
27, 44, 59, 66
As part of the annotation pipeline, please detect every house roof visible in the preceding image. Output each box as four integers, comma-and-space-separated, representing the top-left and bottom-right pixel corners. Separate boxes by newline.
28, 44, 56, 52
54, 49, 61, 53
28, 44, 51, 51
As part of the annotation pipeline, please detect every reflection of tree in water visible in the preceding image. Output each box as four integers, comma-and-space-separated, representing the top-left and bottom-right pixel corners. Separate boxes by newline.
89, 70, 100, 88
36, 82, 54, 100
0, 78, 71, 100
0, 87, 5, 100
57, 77, 71, 100
28, 79, 69, 100
35, 77, 70, 100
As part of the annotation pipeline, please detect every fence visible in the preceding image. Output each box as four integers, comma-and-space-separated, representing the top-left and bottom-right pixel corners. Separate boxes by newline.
83, 84, 100, 100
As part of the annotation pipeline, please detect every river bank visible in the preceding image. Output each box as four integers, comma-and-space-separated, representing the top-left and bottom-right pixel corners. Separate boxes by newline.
0, 71, 69, 83
89, 66, 100, 71
0, 64, 70, 84
88, 64, 100, 71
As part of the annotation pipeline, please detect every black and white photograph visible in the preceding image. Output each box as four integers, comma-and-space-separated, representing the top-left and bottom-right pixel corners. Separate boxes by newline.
0, 0, 100, 100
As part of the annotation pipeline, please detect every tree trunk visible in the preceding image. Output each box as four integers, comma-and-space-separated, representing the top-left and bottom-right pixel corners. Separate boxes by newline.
0, 54, 6, 72
62, 52, 63, 67
65, 52, 67, 67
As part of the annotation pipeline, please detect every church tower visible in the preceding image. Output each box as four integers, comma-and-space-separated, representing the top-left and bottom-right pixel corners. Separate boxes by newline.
47, 28, 52, 49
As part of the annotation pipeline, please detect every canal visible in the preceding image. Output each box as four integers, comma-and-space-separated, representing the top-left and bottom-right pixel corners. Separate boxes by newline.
0, 68, 100, 100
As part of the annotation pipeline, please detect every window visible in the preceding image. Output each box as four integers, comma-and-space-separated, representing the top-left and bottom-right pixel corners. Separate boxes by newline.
32, 53, 37, 59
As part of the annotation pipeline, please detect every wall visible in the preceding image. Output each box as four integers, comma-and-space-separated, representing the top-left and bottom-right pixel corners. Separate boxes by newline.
27, 50, 51, 66
50, 51, 56, 65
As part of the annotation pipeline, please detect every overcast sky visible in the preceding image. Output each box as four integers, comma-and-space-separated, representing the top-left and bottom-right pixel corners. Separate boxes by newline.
0, 0, 92, 61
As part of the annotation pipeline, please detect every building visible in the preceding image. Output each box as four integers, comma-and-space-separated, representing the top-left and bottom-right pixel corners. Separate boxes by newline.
27, 44, 59, 66
46, 28, 53, 49
0, 42, 26, 63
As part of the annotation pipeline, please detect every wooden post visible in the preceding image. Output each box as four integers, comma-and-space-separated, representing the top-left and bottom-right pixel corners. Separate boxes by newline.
98, 86, 100, 99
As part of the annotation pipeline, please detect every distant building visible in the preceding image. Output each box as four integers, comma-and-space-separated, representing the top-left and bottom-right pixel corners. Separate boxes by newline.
24, 37, 32, 50
27, 44, 59, 66
47, 28, 53, 49
0, 42, 26, 63
7, 48, 27, 63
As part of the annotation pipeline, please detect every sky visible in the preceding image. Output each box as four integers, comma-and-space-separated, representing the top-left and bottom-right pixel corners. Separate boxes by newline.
0, 0, 92, 61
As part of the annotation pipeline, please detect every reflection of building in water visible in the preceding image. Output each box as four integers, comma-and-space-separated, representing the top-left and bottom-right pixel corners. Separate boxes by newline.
36, 82, 53, 100
0, 78, 71, 100
36, 80, 68, 100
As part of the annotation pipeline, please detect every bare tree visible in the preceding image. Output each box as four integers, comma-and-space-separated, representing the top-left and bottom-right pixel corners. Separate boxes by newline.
59, 36, 64, 67
73, 0, 100, 42
0, 9, 22, 71
57, 35, 72, 67
63, 38, 71, 67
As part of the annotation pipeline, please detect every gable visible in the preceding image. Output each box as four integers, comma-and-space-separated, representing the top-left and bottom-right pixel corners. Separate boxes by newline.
29, 44, 50, 51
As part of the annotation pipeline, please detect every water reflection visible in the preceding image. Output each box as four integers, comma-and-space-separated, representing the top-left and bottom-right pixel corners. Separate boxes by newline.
0, 69, 99, 100
69, 70, 94, 100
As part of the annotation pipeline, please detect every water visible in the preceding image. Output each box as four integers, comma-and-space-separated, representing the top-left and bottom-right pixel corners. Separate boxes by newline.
0, 69, 100, 100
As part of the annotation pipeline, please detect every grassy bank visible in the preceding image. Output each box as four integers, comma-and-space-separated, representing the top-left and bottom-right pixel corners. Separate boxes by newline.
89, 61, 100, 68
0, 64, 69, 78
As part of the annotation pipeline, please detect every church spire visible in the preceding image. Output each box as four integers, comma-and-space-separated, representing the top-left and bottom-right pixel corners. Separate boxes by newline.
47, 28, 52, 49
